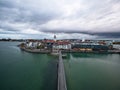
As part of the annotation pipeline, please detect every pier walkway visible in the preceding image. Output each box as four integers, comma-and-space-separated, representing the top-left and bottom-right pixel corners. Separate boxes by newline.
58, 51, 67, 90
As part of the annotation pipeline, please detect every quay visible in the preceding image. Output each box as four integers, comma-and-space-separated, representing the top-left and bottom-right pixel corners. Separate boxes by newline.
58, 51, 67, 90
20, 46, 51, 54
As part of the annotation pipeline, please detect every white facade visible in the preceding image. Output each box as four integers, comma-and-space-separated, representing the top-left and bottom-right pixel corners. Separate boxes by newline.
26, 42, 33, 47
113, 44, 120, 50
26, 42, 41, 48
53, 44, 71, 50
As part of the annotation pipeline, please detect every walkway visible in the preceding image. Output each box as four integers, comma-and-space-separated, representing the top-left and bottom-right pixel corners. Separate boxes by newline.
58, 51, 67, 90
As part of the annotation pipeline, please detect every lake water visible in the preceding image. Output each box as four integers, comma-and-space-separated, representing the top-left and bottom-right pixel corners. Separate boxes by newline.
0, 42, 120, 90
0, 42, 57, 90
64, 53, 120, 90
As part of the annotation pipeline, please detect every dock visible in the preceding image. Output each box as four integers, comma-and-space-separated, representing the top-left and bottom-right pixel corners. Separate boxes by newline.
58, 51, 67, 90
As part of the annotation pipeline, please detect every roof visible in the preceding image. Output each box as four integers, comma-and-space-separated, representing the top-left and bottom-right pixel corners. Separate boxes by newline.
43, 39, 70, 45
56, 41, 70, 45
44, 40, 55, 43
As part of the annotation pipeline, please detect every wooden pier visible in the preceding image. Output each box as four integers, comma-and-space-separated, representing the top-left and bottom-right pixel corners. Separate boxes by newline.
58, 51, 67, 90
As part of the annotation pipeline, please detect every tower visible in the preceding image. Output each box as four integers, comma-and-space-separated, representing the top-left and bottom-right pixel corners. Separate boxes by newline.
82, 38, 85, 42
54, 35, 56, 41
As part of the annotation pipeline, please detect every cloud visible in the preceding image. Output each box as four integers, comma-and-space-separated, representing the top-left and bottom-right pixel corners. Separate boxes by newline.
0, 0, 120, 39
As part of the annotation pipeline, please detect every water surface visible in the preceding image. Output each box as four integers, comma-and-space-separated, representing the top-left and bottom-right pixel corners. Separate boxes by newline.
0, 42, 57, 90
64, 53, 120, 90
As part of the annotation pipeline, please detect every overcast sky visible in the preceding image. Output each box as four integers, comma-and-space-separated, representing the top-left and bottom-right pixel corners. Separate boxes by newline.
0, 0, 120, 39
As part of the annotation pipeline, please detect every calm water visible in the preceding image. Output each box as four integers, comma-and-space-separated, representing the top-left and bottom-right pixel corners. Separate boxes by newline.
0, 42, 57, 90
64, 53, 120, 90
1, 42, 120, 90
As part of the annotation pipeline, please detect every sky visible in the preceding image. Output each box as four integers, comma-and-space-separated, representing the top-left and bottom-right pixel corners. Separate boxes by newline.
0, 0, 120, 39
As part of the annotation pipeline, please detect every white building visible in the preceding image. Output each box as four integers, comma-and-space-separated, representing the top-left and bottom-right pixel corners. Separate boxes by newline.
53, 41, 71, 50
26, 42, 41, 48
113, 44, 120, 50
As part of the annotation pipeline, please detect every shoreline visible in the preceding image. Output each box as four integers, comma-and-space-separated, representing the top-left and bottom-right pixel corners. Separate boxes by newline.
20, 46, 51, 54
19, 46, 120, 54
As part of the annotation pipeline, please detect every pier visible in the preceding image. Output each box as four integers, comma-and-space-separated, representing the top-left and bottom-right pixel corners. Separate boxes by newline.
58, 51, 67, 90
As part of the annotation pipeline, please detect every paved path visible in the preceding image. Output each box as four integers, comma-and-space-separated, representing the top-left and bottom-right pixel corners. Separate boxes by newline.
58, 51, 67, 90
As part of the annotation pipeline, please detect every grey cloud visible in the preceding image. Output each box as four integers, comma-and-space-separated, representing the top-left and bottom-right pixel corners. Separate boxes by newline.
0, 0, 16, 9
41, 29, 120, 38
93, 32, 120, 38
0, 0, 58, 24
0, 0, 60, 36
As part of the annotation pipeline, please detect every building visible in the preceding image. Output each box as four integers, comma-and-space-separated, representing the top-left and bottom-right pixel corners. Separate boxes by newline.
26, 42, 40, 48
53, 41, 71, 50
71, 41, 109, 52
44, 39, 55, 49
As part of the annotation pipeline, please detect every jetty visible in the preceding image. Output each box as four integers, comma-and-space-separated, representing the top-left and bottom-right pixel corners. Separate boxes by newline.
58, 51, 67, 90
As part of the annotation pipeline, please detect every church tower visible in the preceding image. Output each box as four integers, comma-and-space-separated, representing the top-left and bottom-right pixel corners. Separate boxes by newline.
54, 35, 56, 41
